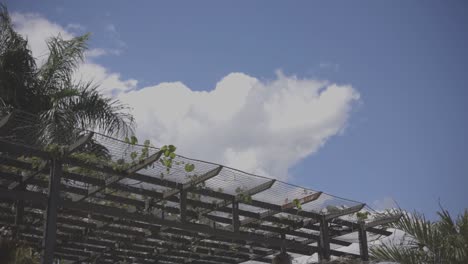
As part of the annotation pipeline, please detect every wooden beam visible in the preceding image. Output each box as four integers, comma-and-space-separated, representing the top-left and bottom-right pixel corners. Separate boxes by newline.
201, 179, 276, 215
8, 161, 48, 190
330, 218, 393, 236
41, 159, 63, 264
65, 132, 95, 154
232, 200, 240, 232
1, 158, 390, 241
0, 188, 317, 255
325, 203, 366, 220
241, 192, 322, 226
127, 149, 163, 174
239, 179, 276, 199
358, 222, 369, 261
73, 150, 162, 202
318, 216, 331, 261
206, 214, 352, 247
365, 214, 402, 229
162, 166, 222, 199
1, 154, 389, 239
0, 194, 360, 261
180, 188, 187, 223
8, 133, 93, 190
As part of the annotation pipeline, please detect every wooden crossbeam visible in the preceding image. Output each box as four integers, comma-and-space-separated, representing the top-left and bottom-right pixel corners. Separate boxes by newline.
241, 192, 322, 226
330, 218, 393, 236
202, 179, 276, 215
8, 133, 94, 191
205, 214, 352, 247
324, 203, 366, 220
73, 150, 162, 202
0, 205, 261, 264
365, 214, 402, 229
1, 155, 392, 238
0, 188, 317, 255
162, 165, 223, 199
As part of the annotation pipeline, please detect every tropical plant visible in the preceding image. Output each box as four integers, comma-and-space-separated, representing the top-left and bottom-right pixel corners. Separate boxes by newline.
370, 208, 468, 264
0, 4, 133, 145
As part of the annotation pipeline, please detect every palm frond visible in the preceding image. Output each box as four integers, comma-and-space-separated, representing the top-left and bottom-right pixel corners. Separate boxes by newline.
371, 208, 468, 264
37, 33, 89, 94
67, 82, 134, 137
0, 4, 37, 110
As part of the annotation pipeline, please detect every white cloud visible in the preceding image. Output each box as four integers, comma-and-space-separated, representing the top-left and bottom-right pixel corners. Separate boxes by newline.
119, 72, 360, 180
11, 11, 361, 181
11, 13, 74, 64
76, 63, 137, 95
11, 12, 136, 96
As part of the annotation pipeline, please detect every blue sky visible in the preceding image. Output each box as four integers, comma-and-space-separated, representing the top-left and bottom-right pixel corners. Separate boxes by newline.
7, 0, 468, 218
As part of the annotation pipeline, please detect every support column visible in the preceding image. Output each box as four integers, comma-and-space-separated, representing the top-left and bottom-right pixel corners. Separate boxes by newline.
318, 216, 330, 261
41, 159, 62, 264
180, 187, 187, 223
13, 180, 25, 239
232, 200, 240, 232
358, 222, 369, 261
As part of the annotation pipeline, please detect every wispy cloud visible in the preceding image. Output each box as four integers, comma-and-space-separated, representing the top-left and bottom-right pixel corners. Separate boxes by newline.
319, 62, 340, 72
105, 23, 126, 48
85, 48, 122, 58
66, 23, 85, 32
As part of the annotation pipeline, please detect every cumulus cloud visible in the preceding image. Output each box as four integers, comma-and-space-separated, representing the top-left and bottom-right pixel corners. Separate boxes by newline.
11, 12, 361, 180
11, 12, 135, 96
119, 72, 360, 180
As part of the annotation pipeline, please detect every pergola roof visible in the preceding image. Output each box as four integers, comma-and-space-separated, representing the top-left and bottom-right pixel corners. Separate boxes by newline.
0, 109, 400, 263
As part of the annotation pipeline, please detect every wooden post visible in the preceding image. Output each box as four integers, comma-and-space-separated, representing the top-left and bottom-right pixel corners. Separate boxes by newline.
318, 216, 330, 261
41, 159, 62, 264
232, 200, 240, 232
13, 180, 25, 238
358, 222, 369, 261
180, 187, 187, 223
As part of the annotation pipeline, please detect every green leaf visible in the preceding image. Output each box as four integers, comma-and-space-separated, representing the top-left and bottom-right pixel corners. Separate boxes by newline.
185, 163, 195, 172
169, 152, 176, 159
130, 135, 138, 145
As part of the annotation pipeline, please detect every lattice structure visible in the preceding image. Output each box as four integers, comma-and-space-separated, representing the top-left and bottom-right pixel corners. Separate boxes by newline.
0, 109, 401, 264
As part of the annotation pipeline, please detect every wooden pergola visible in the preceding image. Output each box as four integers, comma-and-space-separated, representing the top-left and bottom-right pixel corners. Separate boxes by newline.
0, 110, 400, 264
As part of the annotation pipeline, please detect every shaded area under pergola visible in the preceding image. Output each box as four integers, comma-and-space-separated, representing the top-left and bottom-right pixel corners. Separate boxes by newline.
0, 109, 401, 264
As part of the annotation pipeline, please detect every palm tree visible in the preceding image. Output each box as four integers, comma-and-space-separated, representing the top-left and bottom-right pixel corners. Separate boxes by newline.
370, 208, 468, 264
0, 4, 133, 145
